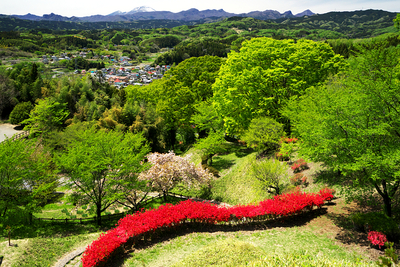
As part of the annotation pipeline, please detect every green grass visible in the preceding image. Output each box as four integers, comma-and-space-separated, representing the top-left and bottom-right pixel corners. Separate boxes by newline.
211, 151, 270, 205
170, 238, 265, 267
0, 232, 99, 267
124, 227, 373, 267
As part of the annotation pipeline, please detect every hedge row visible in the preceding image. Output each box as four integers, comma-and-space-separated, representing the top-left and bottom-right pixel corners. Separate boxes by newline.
82, 189, 334, 267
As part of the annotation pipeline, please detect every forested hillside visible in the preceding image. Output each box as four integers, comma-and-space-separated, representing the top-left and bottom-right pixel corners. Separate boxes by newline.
0, 11, 400, 267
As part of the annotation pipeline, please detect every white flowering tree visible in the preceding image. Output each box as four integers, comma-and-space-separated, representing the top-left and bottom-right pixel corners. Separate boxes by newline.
139, 151, 214, 201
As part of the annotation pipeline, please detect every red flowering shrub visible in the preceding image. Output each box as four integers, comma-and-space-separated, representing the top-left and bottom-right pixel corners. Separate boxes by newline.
81, 189, 334, 267
290, 173, 308, 186
275, 152, 290, 161
368, 231, 388, 249
291, 158, 309, 173
318, 188, 335, 201
282, 137, 298, 144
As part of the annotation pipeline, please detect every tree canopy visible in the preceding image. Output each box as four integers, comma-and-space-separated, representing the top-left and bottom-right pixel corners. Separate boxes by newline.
0, 138, 57, 219
56, 127, 150, 225
285, 46, 400, 217
212, 37, 345, 134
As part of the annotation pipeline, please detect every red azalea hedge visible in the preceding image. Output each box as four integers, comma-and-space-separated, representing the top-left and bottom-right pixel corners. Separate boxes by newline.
81, 189, 334, 267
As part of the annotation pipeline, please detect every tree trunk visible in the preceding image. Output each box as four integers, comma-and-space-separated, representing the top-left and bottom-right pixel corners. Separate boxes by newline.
163, 190, 168, 202
96, 204, 102, 226
382, 193, 392, 217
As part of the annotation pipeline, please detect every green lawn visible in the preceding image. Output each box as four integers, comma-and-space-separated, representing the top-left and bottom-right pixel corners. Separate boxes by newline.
124, 227, 374, 267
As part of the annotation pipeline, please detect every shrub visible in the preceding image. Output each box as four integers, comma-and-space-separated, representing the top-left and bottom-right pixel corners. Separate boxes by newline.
275, 152, 290, 161
290, 173, 308, 186
318, 188, 335, 201
351, 212, 400, 241
9, 101, 34, 125
81, 190, 333, 267
291, 158, 309, 173
241, 117, 285, 154
276, 141, 295, 161
368, 231, 388, 249
282, 137, 298, 144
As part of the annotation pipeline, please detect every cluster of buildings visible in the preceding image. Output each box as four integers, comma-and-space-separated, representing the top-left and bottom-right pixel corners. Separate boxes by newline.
93, 64, 171, 88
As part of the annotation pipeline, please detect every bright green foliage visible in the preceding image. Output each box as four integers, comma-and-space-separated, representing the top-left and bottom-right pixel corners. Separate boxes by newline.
191, 101, 224, 133
250, 156, 288, 195
285, 46, 400, 217
394, 14, 400, 29
193, 130, 226, 166
55, 127, 150, 225
241, 117, 285, 153
377, 242, 399, 267
126, 56, 223, 149
22, 98, 69, 136
151, 55, 224, 129
0, 138, 57, 218
212, 37, 345, 134
9, 101, 34, 125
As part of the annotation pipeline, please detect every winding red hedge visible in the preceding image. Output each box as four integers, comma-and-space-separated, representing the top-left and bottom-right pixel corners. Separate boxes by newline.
82, 189, 334, 267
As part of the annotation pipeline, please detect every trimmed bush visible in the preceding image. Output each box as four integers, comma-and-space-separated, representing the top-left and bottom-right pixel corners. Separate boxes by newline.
81, 190, 334, 267
351, 212, 400, 241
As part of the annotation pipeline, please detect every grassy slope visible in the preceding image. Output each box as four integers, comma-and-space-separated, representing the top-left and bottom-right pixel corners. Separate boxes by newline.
124, 227, 374, 267
0, 144, 380, 266
122, 144, 377, 266
0, 232, 100, 267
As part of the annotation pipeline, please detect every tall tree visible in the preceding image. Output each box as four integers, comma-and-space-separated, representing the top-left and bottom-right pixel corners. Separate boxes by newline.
56, 127, 149, 225
0, 73, 19, 118
0, 138, 57, 220
285, 46, 400, 217
212, 37, 345, 134
22, 98, 69, 137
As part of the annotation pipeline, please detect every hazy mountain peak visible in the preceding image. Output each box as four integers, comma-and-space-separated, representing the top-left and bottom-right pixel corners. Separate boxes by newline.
108, 6, 156, 16
107, 10, 124, 16
127, 6, 156, 14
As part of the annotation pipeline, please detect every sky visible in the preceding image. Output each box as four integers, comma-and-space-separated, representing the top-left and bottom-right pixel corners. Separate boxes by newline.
1, 0, 399, 17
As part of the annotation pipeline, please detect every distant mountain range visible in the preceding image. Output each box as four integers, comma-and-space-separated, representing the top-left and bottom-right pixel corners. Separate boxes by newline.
11, 6, 315, 22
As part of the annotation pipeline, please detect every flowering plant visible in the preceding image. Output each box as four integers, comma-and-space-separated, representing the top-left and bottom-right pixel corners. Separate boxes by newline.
291, 158, 309, 173
290, 173, 308, 186
276, 142, 294, 161
81, 189, 334, 267
282, 137, 298, 144
368, 231, 388, 249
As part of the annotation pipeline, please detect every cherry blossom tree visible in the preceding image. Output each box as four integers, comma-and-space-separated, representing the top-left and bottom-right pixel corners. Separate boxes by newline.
139, 151, 214, 201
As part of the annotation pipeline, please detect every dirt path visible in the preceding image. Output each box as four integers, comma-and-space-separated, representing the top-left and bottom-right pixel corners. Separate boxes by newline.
0, 123, 23, 142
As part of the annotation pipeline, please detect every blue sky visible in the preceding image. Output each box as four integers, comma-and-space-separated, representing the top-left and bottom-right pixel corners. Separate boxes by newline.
1, 0, 399, 17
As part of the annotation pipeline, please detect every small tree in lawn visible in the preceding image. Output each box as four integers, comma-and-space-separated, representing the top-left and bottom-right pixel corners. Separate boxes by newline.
193, 130, 227, 166
241, 117, 285, 155
250, 156, 288, 195
138, 151, 214, 201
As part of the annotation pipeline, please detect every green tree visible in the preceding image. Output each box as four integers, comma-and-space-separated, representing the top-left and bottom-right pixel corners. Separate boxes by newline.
250, 156, 288, 195
241, 117, 285, 154
193, 130, 226, 166
285, 46, 400, 217
0, 138, 57, 220
212, 37, 345, 134
9, 102, 34, 125
22, 98, 69, 136
0, 73, 19, 118
56, 127, 149, 225
394, 13, 400, 29
128, 55, 223, 149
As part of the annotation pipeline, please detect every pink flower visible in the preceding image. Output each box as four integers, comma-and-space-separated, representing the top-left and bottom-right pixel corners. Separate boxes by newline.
368, 231, 387, 249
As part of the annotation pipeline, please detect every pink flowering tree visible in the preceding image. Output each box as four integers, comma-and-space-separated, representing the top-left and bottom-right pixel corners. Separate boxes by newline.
139, 151, 214, 201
